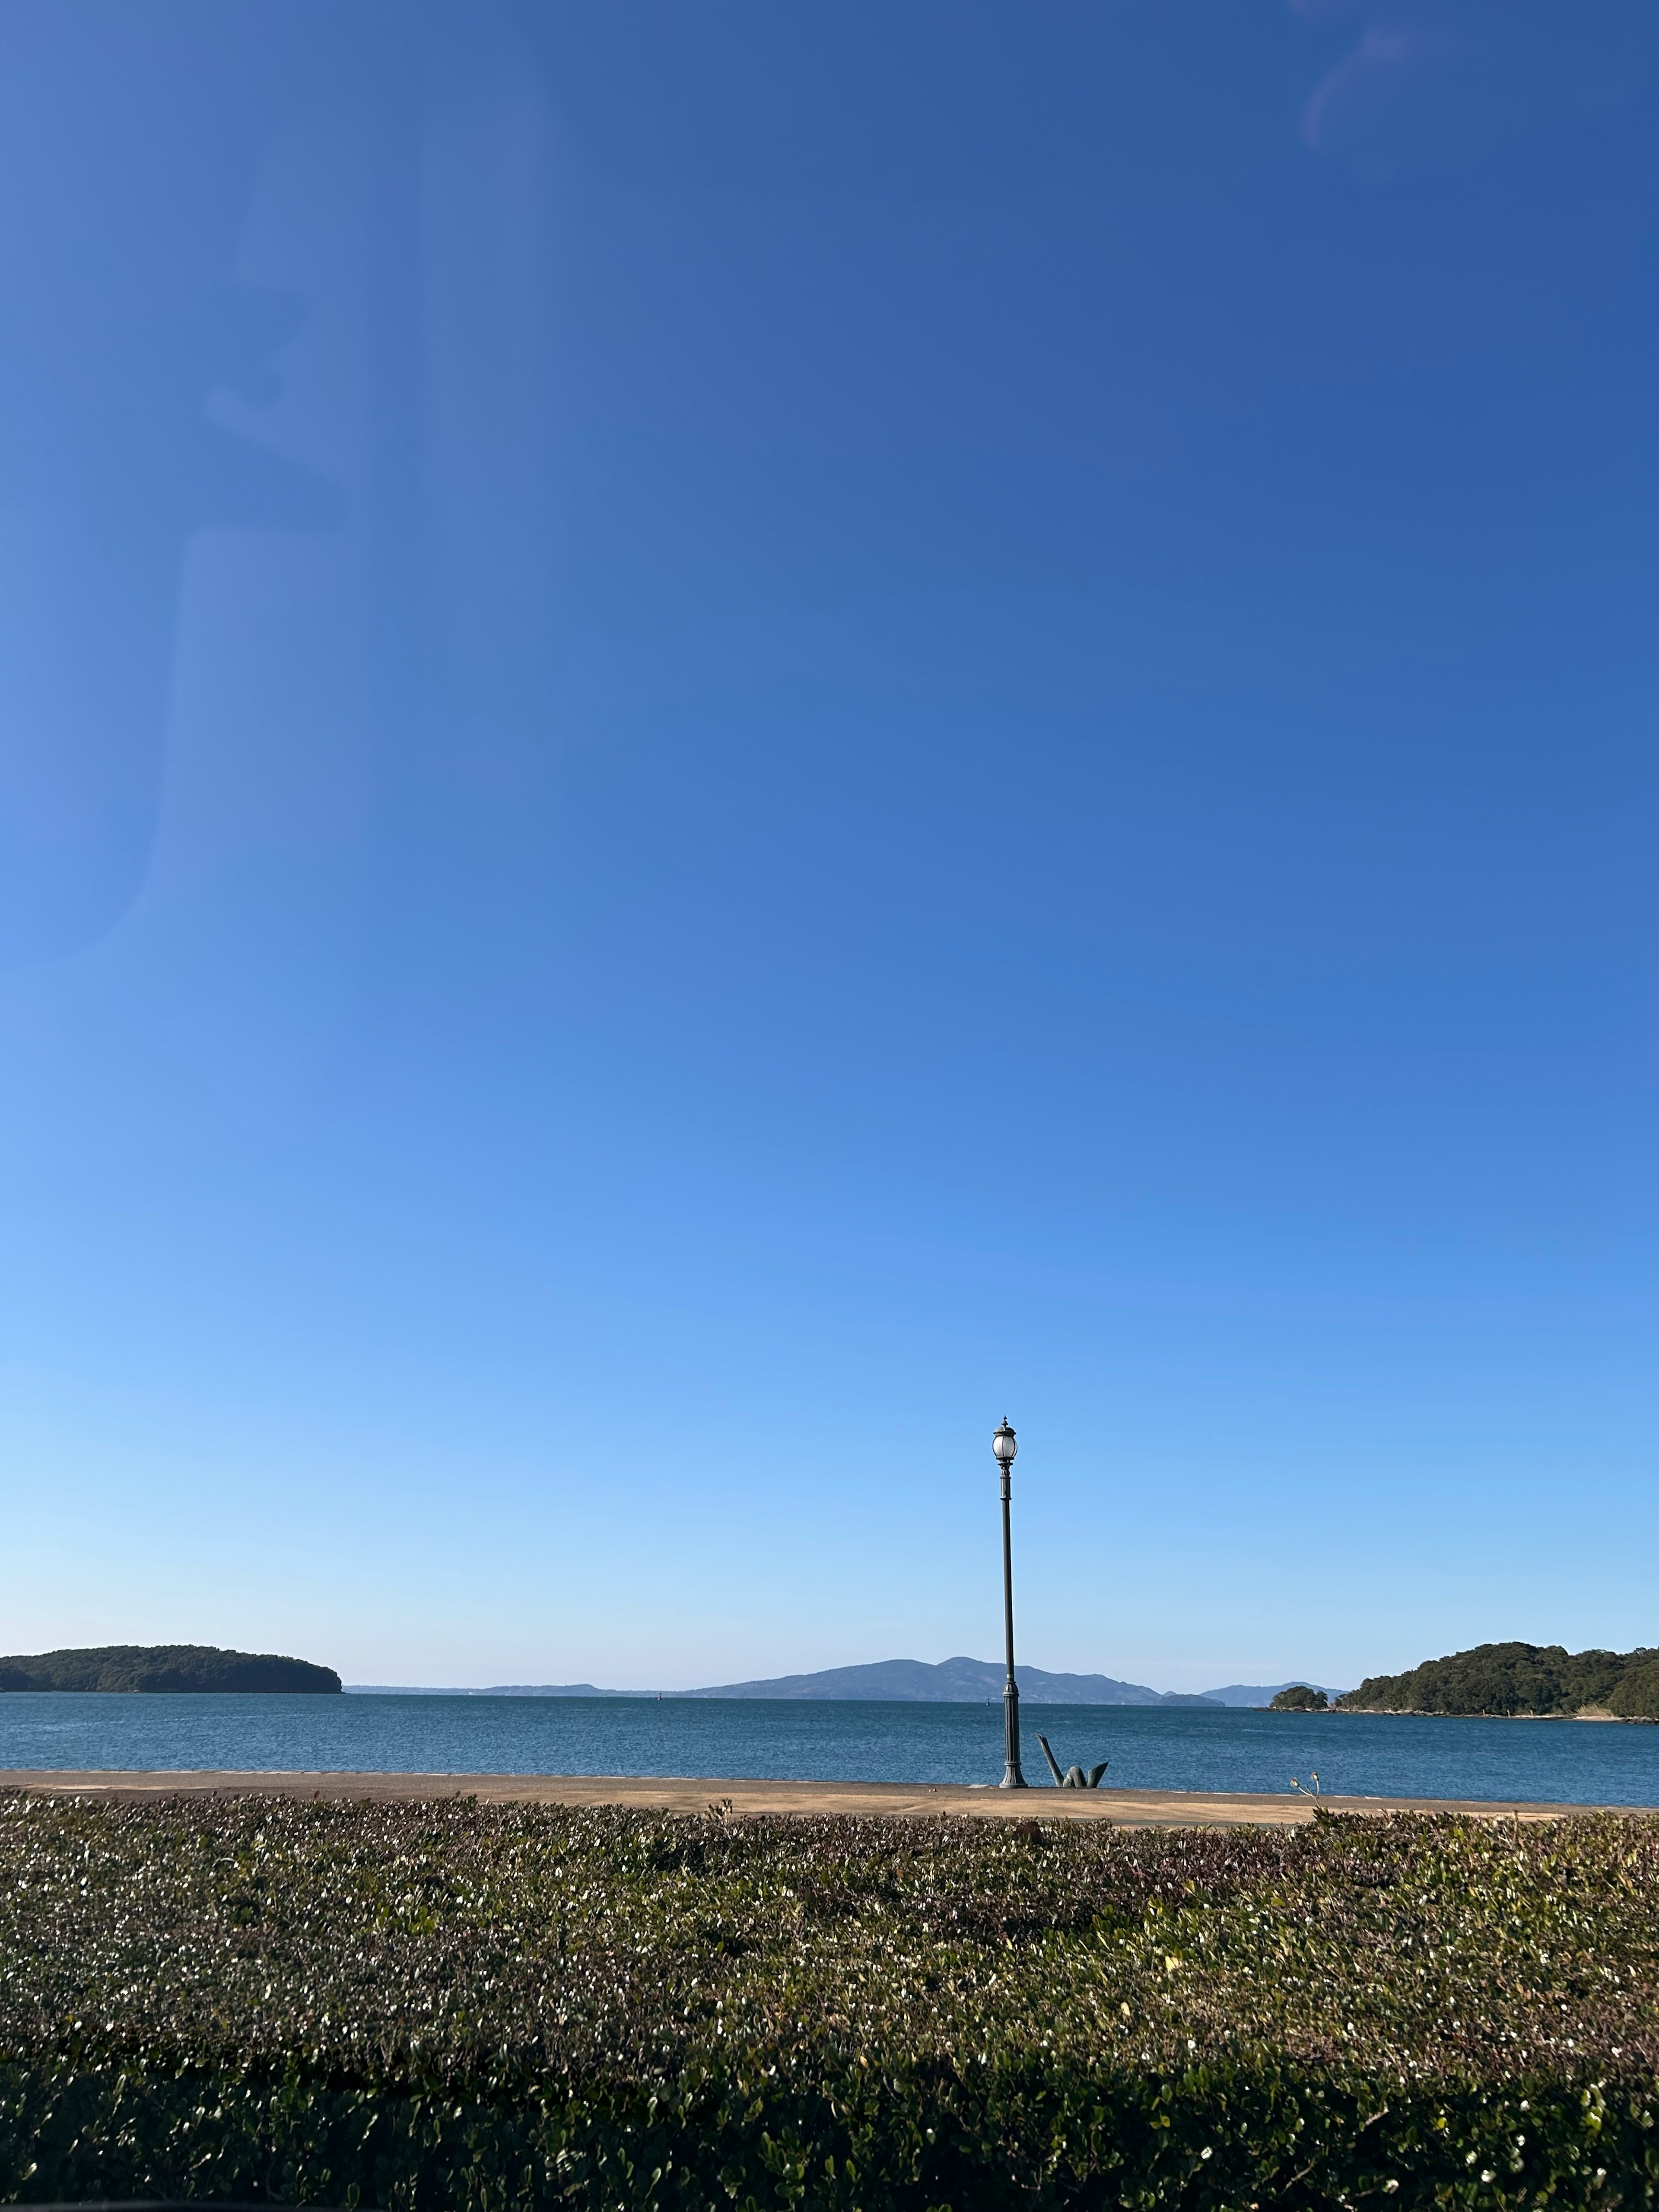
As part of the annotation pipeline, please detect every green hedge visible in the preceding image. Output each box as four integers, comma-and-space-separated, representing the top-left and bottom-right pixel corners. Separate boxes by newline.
5, 2046, 1656, 2209
2, 1790, 1656, 2208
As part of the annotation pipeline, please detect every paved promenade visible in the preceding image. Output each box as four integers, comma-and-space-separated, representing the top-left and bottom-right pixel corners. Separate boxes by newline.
3, 1770, 1640, 1825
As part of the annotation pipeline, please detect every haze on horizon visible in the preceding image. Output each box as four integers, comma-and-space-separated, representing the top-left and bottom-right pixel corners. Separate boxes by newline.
1, 0, 1654, 1698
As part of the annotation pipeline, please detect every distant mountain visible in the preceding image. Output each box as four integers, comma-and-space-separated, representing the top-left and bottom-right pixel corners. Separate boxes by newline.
1198, 1682, 1346, 1708
0, 1644, 341, 1694
346, 1661, 1222, 1704
675, 1658, 1221, 1706
1336, 1642, 1659, 1718
347, 1683, 637, 1698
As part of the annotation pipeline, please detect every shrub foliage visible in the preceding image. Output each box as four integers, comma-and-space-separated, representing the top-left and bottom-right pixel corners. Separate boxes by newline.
1, 1789, 1656, 2207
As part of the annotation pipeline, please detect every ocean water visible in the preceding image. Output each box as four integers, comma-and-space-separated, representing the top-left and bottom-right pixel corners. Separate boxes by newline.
2, 1694, 1658, 1805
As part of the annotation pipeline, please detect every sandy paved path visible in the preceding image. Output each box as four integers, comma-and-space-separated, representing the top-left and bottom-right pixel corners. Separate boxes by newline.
3, 1770, 1643, 1824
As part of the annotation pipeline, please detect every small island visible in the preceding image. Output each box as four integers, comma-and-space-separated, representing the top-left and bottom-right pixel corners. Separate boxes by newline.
1334, 1640, 1659, 1719
0, 1644, 342, 1695
1268, 1683, 1328, 1711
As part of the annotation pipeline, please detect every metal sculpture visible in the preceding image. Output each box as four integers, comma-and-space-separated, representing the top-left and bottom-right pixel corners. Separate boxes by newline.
1036, 1734, 1108, 1789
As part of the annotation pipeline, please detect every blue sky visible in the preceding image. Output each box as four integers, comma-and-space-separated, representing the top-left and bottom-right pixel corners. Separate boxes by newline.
1, 0, 1654, 1693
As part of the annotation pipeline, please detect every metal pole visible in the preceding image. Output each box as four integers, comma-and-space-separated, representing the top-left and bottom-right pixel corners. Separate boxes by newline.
999, 1461, 1027, 1788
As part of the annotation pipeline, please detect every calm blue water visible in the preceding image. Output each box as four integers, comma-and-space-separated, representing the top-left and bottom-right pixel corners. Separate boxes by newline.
3, 1694, 1658, 1805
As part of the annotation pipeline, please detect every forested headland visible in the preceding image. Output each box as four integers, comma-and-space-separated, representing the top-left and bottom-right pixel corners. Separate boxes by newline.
1335, 1641, 1659, 1718
0, 1644, 341, 1694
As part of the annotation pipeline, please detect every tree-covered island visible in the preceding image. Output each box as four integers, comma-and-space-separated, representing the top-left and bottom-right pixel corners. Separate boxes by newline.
1336, 1640, 1659, 1719
0, 1644, 341, 1694
1268, 1683, 1328, 1710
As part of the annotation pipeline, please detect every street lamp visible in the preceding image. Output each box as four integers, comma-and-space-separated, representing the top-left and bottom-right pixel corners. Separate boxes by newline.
992, 1417, 1027, 1788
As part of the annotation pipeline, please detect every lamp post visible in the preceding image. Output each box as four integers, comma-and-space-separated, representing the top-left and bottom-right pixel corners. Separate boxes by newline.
992, 1417, 1027, 1788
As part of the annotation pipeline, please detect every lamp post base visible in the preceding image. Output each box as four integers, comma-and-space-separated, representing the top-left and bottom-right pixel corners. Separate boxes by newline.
1001, 1680, 1027, 1788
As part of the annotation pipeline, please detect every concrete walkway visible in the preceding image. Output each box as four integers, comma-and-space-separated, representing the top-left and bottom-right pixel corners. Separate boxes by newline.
3, 1770, 1643, 1825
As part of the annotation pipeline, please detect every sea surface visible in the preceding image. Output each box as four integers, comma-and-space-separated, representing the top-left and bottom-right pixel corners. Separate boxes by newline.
3, 1694, 1658, 1805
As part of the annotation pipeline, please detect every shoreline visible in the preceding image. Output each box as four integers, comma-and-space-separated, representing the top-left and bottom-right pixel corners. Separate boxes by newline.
3, 1769, 1652, 1824
4, 1688, 1655, 1722
1328, 1706, 1656, 1722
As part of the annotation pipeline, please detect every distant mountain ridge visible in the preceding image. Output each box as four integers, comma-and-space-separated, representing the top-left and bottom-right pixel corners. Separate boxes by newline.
0, 1644, 341, 1694
348, 1658, 1232, 1705
674, 1657, 1220, 1704
1198, 1683, 1346, 1709
350, 1683, 631, 1698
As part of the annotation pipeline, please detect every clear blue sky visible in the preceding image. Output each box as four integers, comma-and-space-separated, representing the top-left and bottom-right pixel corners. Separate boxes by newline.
2, 0, 1654, 1693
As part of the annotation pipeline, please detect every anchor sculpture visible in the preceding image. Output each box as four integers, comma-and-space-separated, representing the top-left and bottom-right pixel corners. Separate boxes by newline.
1036, 1734, 1108, 1789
